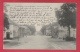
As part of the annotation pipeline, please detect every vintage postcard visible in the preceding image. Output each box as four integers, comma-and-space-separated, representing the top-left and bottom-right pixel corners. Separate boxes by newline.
0, 0, 79, 52
3, 2, 76, 50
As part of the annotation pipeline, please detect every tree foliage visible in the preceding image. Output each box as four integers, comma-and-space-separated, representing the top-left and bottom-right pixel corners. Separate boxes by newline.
27, 25, 36, 34
55, 3, 76, 37
40, 25, 46, 35
4, 13, 9, 29
55, 3, 76, 28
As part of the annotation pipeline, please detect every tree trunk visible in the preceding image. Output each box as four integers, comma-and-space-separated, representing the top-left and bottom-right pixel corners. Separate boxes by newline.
68, 26, 70, 37
51, 25, 54, 38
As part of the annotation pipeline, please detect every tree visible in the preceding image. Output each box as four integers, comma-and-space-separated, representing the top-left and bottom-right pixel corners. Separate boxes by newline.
40, 25, 46, 35
55, 3, 76, 37
27, 25, 36, 35
4, 13, 9, 29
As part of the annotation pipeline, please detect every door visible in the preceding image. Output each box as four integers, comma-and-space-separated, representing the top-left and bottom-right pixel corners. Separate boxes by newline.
6, 32, 10, 39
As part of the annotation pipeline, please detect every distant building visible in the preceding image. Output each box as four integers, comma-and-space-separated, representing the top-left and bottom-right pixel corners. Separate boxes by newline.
58, 26, 76, 39
4, 18, 20, 39
46, 22, 76, 39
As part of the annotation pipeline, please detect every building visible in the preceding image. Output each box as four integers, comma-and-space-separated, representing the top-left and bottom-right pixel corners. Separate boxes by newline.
58, 26, 76, 39
3, 19, 30, 40
4, 18, 20, 39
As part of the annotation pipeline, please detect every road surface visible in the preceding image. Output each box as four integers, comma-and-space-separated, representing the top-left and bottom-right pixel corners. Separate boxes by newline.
3, 35, 76, 50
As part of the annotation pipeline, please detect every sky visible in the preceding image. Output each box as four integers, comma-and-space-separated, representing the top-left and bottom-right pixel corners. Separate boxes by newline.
4, 3, 63, 31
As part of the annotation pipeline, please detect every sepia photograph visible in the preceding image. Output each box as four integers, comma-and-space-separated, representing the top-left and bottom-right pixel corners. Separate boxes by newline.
3, 2, 76, 50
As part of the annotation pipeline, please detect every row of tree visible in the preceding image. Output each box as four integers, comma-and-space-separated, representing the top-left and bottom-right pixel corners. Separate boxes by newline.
26, 25, 36, 35
40, 23, 58, 38
55, 3, 76, 37
40, 3, 76, 40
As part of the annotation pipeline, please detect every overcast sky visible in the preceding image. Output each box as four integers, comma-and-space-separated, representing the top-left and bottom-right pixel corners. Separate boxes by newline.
4, 3, 63, 31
